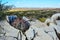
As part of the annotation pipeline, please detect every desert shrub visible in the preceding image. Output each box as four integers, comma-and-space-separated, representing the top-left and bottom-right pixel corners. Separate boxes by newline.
38, 17, 46, 22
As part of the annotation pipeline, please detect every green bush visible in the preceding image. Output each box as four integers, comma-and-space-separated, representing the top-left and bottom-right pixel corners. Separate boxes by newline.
38, 17, 46, 22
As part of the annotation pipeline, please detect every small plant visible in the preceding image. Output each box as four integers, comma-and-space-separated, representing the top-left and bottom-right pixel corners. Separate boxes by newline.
38, 17, 46, 22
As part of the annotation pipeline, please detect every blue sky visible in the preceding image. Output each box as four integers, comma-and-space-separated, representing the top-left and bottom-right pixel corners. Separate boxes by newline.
2, 0, 60, 8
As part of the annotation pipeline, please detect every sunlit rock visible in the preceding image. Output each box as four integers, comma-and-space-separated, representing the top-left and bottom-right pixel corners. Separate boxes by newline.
0, 20, 26, 40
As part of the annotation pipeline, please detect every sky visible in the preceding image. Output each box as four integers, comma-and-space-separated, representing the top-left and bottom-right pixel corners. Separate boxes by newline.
2, 0, 60, 8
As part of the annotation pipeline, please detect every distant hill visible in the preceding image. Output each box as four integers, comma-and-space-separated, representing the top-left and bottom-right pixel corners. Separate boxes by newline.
8, 8, 60, 12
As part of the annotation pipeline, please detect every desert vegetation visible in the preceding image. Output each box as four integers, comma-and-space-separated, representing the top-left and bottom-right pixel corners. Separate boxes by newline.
0, 9, 59, 22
